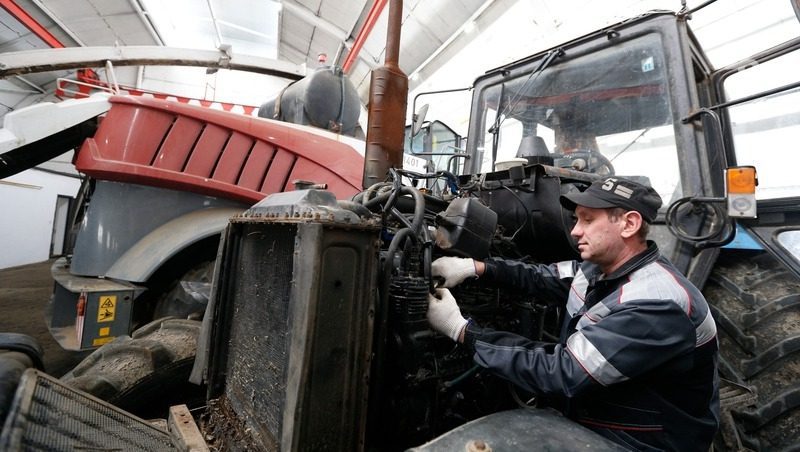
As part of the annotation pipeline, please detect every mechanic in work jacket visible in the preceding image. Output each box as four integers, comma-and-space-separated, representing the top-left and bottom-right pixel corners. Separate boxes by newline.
427, 177, 720, 451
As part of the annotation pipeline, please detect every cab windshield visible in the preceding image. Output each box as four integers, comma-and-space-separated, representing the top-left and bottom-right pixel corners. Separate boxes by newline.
469, 32, 681, 209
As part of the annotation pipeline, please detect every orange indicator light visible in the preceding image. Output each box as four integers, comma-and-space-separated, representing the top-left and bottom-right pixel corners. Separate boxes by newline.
726, 166, 757, 194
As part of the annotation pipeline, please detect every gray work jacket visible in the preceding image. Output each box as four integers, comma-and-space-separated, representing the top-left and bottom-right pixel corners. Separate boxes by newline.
464, 243, 720, 451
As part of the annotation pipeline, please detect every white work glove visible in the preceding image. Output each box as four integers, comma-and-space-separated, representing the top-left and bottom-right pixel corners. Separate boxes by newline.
427, 288, 468, 341
431, 256, 477, 288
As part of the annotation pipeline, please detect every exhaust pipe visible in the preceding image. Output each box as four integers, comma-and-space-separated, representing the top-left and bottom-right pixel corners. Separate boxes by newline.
362, 0, 408, 189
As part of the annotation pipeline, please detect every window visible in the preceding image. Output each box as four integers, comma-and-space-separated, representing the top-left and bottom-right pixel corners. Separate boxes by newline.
690, 0, 800, 69
471, 33, 681, 208
724, 50, 800, 199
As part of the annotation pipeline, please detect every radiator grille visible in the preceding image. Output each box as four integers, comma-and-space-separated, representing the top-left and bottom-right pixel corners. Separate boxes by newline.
0, 369, 175, 451
207, 190, 380, 450
224, 223, 296, 448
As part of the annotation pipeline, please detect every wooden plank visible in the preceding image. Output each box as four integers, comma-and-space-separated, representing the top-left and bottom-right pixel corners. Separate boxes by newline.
168, 404, 209, 452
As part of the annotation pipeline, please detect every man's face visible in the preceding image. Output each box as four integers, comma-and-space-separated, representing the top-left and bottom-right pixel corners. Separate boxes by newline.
570, 206, 626, 267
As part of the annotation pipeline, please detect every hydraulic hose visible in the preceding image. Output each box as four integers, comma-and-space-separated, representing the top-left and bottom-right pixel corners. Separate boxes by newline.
364, 186, 426, 235
665, 196, 735, 249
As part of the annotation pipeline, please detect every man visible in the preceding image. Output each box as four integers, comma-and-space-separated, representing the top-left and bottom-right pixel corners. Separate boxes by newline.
427, 177, 719, 451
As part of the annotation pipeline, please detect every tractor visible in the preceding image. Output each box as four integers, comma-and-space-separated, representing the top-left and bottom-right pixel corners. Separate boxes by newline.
2, 2, 800, 451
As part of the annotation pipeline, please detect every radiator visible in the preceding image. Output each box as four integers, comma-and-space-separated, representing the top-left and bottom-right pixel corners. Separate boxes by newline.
0, 369, 175, 451
205, 189, 380, 451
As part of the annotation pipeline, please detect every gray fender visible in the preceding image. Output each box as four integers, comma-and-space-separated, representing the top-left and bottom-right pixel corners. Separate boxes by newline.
408, 408, 626, 451
104, 207, 242, 283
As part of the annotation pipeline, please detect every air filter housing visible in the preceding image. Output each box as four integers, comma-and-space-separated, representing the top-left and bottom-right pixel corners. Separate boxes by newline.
205, 189, 380, 451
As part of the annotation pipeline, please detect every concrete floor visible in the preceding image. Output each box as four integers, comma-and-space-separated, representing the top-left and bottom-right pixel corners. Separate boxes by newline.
0, 259, 90, 377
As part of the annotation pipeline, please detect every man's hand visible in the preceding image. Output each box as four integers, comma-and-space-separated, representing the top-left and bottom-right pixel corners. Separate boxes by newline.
431, 256, 477, 288
427, 288, 468, 342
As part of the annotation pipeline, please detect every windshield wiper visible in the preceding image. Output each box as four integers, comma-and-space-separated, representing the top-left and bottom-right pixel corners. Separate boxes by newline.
496, 48, 564, 124
609, 128, 651, 162
489, 49, 563, 171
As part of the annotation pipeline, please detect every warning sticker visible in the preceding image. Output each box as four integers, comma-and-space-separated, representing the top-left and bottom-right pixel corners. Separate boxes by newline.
97, 295, 117, 323
92, 337, 115, 347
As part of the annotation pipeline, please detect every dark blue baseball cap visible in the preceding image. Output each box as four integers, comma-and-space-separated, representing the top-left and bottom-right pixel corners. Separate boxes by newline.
560, 177, 663, 223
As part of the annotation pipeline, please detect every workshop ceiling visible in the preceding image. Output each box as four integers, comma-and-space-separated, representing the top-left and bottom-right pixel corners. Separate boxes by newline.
0, 0, 492, 117
1, 0, 765, 124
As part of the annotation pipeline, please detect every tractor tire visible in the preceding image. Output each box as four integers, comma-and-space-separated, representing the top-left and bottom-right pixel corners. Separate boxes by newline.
704, 249, 800, 451
152, 259, 215, 321
60, 318, 203, 419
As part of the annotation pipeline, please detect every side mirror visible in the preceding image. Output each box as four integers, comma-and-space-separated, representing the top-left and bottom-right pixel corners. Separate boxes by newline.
412, 104, 429, 136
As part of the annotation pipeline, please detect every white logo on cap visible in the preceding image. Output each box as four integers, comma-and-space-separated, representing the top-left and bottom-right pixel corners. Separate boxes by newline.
601, 178, 633, 199
614, 185, 633, 198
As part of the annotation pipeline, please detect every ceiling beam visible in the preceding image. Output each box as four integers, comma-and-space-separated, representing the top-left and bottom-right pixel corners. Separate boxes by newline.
28, 0, 84, 46
408, 0, 497, 82
0, 46, 306, 80
13, 75, 45, 93
407, 0, 511, 93
342, 0, 388, 73
281, 1, 348, 41
127, 0, 165, 46
0, 0, 64, 48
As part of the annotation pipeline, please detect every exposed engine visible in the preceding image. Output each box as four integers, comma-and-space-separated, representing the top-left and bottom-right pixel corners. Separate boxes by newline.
193, 159, 600, 450
356, 164, 594, 449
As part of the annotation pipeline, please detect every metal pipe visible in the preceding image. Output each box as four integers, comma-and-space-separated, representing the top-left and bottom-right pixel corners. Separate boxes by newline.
104, 61, 120, 94
684, 0, 719, 15
361, 0, 408, 189
705, 80, 800, 112
136, 65, 144, 89
0, 46, 305, 80
342, 0, 389, 73
383, 0, 401, 67
205, 0, 224, 49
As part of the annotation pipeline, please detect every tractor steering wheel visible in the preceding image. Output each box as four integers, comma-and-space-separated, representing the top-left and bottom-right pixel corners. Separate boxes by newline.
556, 150, 615, 176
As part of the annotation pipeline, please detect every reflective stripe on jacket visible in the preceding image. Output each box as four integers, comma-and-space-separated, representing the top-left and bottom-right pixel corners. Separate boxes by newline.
464, 242, 720, 451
